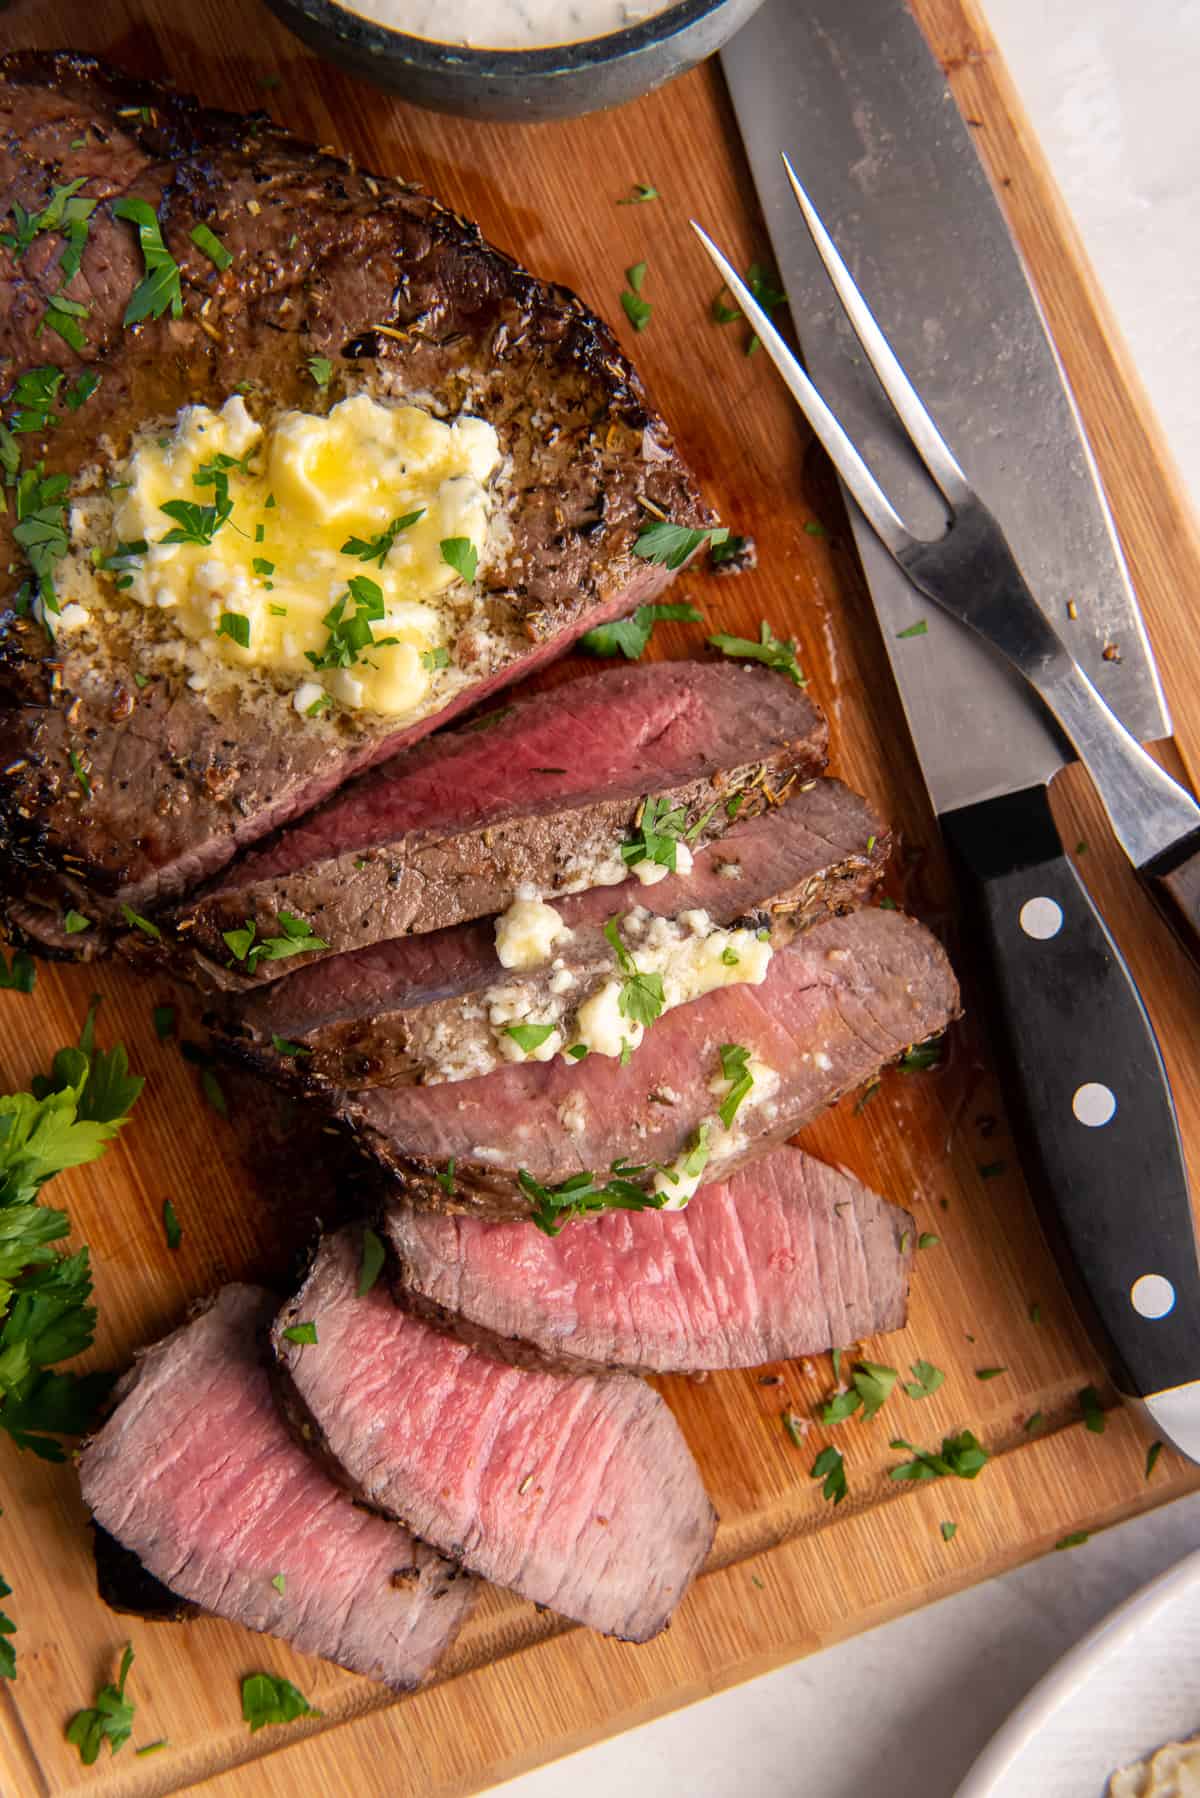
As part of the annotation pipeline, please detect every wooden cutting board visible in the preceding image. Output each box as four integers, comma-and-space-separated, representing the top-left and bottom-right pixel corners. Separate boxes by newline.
3, 0, 1200, 1791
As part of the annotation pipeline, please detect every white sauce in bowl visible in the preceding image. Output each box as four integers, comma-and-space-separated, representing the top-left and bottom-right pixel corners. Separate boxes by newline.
340, 0, 680, 51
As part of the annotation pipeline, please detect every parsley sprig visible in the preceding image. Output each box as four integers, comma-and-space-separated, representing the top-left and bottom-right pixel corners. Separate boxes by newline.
709, 620, 806, 686
242, 1671, 322, 1733
579, 601, 703, 660
341, 509, 424, 565
889, 1430, 990, 1483
621, 794, 692, 874
306, 574, 398, 671
223, 910, 328, 974
603, 916, 665, 1030
633, 520, 729, 570
715, 1043, 754, 1129
113, 197, 182, 325
517, 1164, 659, 1237
66, 1643, 136, 1764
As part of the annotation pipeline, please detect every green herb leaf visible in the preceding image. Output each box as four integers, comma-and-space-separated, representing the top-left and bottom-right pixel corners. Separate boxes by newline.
975, 1366, 1007, 1382
65, 1643, 136, 1764
120, 904, 161, 940
1079, 1385, 1106, 1434
440, 536, 479, 584
940, 1520, 957, 1542
306, 354, 333, 388
781, 1408, 807, 1449
716, 1042, 754, 1129
216, 610, 250, 649
620, 289, 652, 332
162, 1199, 181, 1250
903, 1360, 945, 1401
1146, 1439, 1164, 1480
617, 182, 659, 204
63, 910, 91, 935
341, 509, 424, 566
282, 1321, 317, 1346
603, 916, 665, 1029
634, 520, 729, 570
189, 222, 232, 271
888, 1430, 990, 1484
708, 619, 806, 686
578, 601, 703, 660
518, 1165, 658, 1236
113, 197, 182, 326
241, 1671, 322, 1733
896, 619, 929, 639
621, 793, 690, 873
1025, 1411, 1046, 1435
270, 1034, 311, 1059
811, 1444, 847, 1505
898, 1036, 943, 1074
918, 1232, 940, 1250
0, 951, 36, 995
1055, 1530, 1090, 1551
357, 1226, 385, 1297
436, 1157, 457, 1197
626, 260, 647, 293
979, 1161, 1007, 1180
0, 1571, 14, 1680
503, 1022, 557, 1054
158, 498, 228, 547
271, 1573, 286, 1595
421, 646, 450, 671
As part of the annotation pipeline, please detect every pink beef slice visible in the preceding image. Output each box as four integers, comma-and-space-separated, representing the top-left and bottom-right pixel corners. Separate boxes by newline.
0, 53, 710, 952
171, 660, 827, 988
77, 1285, 474, 1689
221, 775, 886, 1088
273, 1230, 717, 1642
384, 1146, 914, 1375
342, 905, 960, 1219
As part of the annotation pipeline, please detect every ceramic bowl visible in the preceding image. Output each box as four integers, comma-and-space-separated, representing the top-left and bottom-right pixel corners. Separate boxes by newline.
264, 0, 768, 122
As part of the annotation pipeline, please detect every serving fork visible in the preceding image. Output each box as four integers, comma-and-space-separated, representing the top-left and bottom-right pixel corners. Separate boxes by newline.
693, 161, 1200, 1455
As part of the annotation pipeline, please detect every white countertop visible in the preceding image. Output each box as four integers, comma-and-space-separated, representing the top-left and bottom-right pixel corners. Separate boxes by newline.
495, 4, 1200, 1794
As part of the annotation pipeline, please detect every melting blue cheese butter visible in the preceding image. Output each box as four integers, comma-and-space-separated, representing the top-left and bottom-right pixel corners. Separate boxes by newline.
98, 394, 500, 718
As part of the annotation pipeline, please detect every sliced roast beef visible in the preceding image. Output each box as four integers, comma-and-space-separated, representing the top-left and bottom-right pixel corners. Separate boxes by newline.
221, 775, 884, 1086
0, 53, 707, 950
274, 1230, 716, 1641
169, 662, 827, 989
342, 905, 959, 1220
384, 1147, 913, 1374
77, 1284, 474, 1689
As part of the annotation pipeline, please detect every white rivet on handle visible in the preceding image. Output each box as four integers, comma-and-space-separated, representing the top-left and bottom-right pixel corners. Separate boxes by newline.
1019, 896, 1063, 940
1131, 1274, 1176, 1319
1073, 1082, 1116, 1127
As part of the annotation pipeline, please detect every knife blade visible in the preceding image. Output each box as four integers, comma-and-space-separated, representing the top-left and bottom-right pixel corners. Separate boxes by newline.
722, 0, 1200, 1458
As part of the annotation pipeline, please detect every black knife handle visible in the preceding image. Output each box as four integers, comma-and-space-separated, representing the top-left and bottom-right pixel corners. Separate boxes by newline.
942, 783, 1200, 1399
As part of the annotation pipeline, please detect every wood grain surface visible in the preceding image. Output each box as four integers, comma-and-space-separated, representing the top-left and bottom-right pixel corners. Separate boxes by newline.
2, 0, 1200, 1792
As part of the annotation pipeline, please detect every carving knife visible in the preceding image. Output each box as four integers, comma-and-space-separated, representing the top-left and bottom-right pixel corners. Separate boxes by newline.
721, 0, 1200, 1458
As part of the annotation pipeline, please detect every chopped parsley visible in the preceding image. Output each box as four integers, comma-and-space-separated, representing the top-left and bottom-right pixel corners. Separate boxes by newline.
2, 178, 95, 264
810, 1444, 847, 1505
626, 259, 647, 293
1079, 1385, 1106, 1434
440, 536, 479, 584
1146, 1440, 1164, 1480
306, 354, 333, 387
68, 748, 91, 797
897, 619, 929, 639
975, 1366, 1007, 1382
162, 1199, 182, 1250
633, 520, 729, 570
503, 1022, 557, 1054
0, 951, 35, 995
709, 619, 806, 686
0, 1567, 12, 1680
1055, 1531, 1090, 1552
898, 1036, 943, 1073
189, 221, 232, 271
241, 1671, 322, 1732
918, 1232, 940, 1250
216, 610, 251, 649
579, 601, 702, 660
620, 289, 652, 332
12, 462, 71, 616
306, 574, 398, 671
421, 646, 451, 671
603, 915, 665, 1029
65, 1643, 136, 1764
282, 1321, 317, 1346
341, 509, 424, 565
617, 182, 659, 204
889, 1430, 989, 1483
820, 1360, 898, 1425
40, 293, 90, 354
121, 904, 161, 940
158, 497, 229, 547
711, 262, 787, 354
782, 1409, 807, 1449
223, 910, 329, 974
113, 196, 182, 325
357, 1227, 385, 1297
903, 1360, 945, 1401
271, 1572, 286, 1595
940, 1520, 958, 1542
622, 793, 689, 873
716, 1043, 754, 1129
436, 1158, 456, 1197
270, 1034, 311, 1058
63, 909, 91, 935
518, 1164, 657, 1236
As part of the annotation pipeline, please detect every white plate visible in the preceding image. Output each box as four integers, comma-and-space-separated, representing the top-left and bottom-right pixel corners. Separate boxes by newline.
957, 1546, 1200, 1798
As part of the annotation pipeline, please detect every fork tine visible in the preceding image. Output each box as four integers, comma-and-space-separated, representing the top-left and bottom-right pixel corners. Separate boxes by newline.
780, 153, 970, 505
690, 222, 913, 555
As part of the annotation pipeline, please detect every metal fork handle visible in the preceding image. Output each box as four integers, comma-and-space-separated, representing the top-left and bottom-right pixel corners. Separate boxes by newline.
901, 497, 1200, 873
